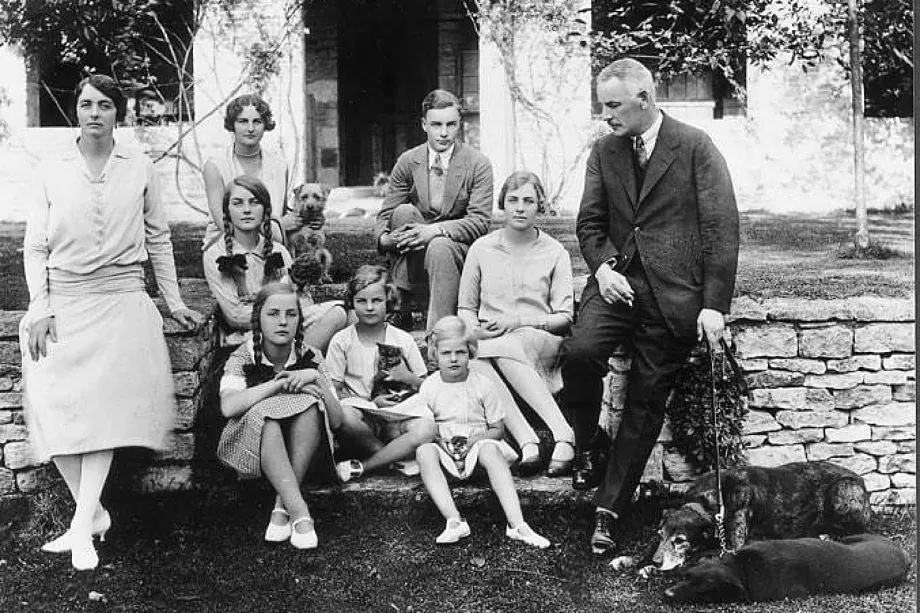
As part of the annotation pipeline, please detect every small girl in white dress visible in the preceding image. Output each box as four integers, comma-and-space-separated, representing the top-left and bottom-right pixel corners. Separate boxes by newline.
415, 316, 550, 548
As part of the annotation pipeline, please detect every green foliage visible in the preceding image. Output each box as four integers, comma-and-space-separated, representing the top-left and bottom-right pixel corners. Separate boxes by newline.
592, 0, 829, 95
592, 0, 912, 117
0, 0, 194, 85
862, 0, 913, 117
667, 344, 749, 471
243, 40, 283, 96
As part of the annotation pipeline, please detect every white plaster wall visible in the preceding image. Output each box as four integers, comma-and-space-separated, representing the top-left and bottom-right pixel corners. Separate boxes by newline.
0, 46, 27, 134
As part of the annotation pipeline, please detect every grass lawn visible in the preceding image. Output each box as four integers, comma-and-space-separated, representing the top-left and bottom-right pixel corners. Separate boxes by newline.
1, 482, 915, 613
0, 211, 911, 311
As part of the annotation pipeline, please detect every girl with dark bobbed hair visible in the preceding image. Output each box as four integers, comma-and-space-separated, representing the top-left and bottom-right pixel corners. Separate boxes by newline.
20, 72, 202, 571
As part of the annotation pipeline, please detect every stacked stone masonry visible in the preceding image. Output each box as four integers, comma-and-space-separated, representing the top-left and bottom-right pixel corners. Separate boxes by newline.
2, 288, 914, 509
601, 296, 915, 508
0, 280, 217, 498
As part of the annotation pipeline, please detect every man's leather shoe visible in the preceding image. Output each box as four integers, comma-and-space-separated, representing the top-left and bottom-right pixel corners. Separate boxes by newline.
571, 451, 601, 490
590, 508, 618, 555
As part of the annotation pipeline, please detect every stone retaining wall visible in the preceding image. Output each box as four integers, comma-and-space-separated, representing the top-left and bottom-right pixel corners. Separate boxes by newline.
0, 280, 217, 498
1, 288, 914, 509
602, 296, 915, 508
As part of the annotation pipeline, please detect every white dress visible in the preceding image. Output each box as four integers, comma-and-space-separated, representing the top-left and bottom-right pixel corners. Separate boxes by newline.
19, 141, 187, 460
418, 370, 518, 479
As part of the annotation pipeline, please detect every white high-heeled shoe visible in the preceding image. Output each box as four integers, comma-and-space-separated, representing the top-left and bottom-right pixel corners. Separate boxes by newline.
70, 533, 99, 571
41, 508, 112, 554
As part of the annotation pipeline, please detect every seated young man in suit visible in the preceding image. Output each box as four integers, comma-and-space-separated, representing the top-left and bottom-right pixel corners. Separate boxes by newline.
375, 89, 494, 331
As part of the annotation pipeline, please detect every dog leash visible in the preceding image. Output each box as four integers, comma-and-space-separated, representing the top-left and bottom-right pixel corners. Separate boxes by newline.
708, 336, 736, 558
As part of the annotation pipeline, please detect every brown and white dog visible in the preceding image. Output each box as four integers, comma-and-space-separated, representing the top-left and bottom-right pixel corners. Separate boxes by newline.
611, 461, 871, 576
287, 182, 333, 283
661, 534, 911, 603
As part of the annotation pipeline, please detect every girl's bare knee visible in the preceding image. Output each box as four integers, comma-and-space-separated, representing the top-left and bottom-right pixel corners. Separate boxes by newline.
477, 443, 502, 465
416, 442, 438, 462
407, 418, 437, 442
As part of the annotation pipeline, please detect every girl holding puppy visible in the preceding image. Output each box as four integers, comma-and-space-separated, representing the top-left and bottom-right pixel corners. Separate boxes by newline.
325, 264, 436, 481
415, 316, 550, 548
218, 282, 342, 550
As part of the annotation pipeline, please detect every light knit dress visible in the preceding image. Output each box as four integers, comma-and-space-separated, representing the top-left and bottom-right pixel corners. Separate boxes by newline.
458, 229, 574, 393
19, 141, 187, 460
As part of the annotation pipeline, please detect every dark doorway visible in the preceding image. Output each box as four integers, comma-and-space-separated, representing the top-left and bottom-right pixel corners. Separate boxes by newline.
337, 0, 438, 185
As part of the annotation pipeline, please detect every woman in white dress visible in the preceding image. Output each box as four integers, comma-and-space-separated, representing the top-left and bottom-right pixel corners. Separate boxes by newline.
457, 171, 575, 476
201, 94, 302, 250
20, 75, 202, 571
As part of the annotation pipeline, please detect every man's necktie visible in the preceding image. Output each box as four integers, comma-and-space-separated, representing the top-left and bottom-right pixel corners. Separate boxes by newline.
634, 135, 649, 171
429, 153, 445, 213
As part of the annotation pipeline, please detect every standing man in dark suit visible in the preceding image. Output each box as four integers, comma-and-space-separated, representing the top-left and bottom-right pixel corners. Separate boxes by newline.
561, 58, 739, 555
376, 89, 493, 330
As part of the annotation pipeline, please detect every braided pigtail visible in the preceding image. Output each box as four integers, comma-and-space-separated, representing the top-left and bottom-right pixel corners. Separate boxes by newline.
250, 293, 265, 368
223, 215, 235, 259
221, 214, 248, 298
293, 299, 306, 362
260, 213, 281, 284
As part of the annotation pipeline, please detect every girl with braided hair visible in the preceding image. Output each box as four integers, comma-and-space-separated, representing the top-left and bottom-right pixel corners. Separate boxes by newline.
203, 175, 292, 346
217, 282, 343, 549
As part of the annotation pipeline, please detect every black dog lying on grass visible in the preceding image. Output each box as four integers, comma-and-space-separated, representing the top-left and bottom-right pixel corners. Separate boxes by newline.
662, 534, 911, 603
611, 460, 871, 576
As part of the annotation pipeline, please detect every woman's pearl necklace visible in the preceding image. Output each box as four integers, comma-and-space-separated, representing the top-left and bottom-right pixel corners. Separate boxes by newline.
234, 146, 262, 159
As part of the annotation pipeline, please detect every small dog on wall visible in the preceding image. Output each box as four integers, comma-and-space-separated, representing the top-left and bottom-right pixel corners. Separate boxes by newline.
287, 182, 333, 283
661, 534, 911, 603
610, 460, 871, 577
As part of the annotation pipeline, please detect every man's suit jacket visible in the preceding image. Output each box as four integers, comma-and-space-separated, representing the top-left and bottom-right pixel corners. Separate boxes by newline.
375, 142, 493, 247
577, 113, 740, 339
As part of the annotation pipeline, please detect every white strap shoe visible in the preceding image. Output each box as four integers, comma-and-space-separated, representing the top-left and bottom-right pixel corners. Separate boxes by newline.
435, 518, 470, 545
506, 522, 550, 549
264, 507, 292, 542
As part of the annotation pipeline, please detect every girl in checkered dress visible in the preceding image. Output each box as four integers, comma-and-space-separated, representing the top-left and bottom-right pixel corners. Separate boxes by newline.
218, 282, 343, 549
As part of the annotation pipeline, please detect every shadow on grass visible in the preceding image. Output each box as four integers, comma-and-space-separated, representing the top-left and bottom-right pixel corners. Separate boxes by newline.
2, 483, 915, 613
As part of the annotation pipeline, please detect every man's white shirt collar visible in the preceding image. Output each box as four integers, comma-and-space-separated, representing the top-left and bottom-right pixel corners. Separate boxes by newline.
636, 111, 664, 155
428, 144, 455, 170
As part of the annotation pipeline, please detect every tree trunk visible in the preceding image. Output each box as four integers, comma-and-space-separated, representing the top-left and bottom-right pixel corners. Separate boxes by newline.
848, 0, 869, 248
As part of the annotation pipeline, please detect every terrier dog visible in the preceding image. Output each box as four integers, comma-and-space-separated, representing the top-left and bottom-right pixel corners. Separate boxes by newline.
661, 534, 911, 603
287, 182, 333, 283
